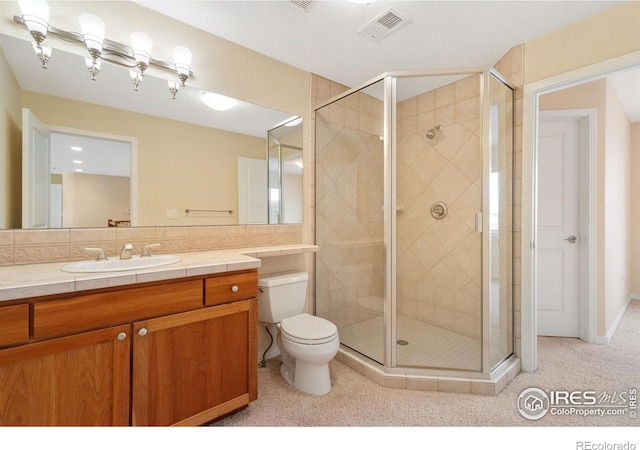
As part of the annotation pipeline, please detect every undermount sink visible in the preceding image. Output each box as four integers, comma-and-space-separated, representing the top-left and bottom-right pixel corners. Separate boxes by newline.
62, 255, 182, 273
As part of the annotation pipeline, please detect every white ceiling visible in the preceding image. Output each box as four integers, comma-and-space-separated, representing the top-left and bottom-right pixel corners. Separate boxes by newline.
134, 0, 618, 87
133, 0, 639, 121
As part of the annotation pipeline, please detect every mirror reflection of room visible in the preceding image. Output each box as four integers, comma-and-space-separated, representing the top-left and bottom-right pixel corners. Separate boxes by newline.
0, 31, 304, 229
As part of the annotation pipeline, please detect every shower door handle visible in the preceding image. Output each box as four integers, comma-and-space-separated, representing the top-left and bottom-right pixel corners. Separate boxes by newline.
564, 235, 578, 244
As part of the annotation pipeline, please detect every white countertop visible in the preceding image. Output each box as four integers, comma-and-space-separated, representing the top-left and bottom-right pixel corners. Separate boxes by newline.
0, 244, 318, 302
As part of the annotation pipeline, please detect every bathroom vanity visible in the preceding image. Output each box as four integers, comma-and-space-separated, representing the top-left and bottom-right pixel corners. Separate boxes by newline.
0, 246, 319, 426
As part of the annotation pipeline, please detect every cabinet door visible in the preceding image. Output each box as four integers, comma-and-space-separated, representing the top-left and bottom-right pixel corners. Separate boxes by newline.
132, 298, 257, 426
0, 325, 130, 426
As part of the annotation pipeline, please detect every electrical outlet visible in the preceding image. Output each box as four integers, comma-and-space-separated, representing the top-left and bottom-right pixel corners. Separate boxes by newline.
165, 209, 180, 219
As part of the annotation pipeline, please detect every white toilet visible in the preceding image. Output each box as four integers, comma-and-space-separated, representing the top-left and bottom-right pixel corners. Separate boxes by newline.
257, 271, 339, 396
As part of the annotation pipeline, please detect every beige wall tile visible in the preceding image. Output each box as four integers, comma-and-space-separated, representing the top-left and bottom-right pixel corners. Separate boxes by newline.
0, 230, 14, 246
70, 228, 116, 243
14, 229, 69, 245
14, 245, 70, 264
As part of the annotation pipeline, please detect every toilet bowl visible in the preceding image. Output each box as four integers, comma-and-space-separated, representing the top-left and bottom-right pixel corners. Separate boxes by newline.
258, 272, 340, 396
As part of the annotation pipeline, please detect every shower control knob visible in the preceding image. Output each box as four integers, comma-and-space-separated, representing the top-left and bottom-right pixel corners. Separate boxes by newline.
564, 235, 578, 244
231, 285, 239, 293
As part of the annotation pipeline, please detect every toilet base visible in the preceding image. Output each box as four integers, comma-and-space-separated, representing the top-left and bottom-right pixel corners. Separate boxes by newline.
280, 359, 332, 396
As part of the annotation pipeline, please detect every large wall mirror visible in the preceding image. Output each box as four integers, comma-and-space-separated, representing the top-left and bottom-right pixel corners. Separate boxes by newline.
0, 31, 303, 229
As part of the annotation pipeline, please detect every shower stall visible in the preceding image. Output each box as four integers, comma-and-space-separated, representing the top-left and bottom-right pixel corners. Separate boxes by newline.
314, 69, 514, 376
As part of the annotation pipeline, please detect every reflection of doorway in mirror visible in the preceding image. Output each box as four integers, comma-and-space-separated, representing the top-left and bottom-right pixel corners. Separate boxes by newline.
22, 109, 136, 229
237, 157, 268, 224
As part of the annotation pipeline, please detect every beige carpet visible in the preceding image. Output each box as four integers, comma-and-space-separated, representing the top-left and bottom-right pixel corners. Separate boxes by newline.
213, 301, 640, 427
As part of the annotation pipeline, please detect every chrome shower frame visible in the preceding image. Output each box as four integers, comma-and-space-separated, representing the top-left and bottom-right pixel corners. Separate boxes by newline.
314, 67, 516, 379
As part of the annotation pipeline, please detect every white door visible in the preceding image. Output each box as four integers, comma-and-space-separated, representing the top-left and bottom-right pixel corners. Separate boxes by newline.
237, 157, 268, 224
22, 108, 51, 228
536, 114, 581, 337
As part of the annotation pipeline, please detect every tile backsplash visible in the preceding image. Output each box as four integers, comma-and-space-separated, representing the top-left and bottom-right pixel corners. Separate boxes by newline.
0, 224, 303, 266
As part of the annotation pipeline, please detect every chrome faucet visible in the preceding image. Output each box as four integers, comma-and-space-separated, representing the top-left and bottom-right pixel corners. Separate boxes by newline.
141, 243, 160, 257
120, 243, 134, 260
85, 247, 107, 261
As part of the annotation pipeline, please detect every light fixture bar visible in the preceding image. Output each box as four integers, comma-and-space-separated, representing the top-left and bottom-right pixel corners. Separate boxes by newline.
13, 15, 194, 79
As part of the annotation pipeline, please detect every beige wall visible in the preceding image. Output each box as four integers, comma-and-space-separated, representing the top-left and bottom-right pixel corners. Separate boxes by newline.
62, 173, 130, 228
524, 2, 640, 84
21, 91, 266, 227
603, 79, 632, 332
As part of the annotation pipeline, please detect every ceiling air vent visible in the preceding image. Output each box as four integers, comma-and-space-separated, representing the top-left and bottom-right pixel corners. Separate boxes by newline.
358, 8, 408, 41
288, 0, 314, 12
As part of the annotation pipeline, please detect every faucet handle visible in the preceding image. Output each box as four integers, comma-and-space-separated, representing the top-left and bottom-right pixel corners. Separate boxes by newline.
85, 247, 107, 261
141, 243, 161, 257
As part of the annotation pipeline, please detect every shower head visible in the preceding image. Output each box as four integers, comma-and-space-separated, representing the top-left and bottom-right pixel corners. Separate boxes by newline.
426, 124, 443, 139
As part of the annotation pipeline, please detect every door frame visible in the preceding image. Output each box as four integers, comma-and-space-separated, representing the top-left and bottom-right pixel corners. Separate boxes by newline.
536, 109, 596, 342
521, 51, 640, 372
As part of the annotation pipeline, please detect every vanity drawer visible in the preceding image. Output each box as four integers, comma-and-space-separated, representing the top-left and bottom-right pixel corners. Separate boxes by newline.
0, 304, 29, 347
205, 271, 258, 306
33, 280, 203, 340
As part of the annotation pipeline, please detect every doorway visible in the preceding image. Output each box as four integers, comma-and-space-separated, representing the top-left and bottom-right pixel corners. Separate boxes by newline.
536, 110, 595, 339
521, 54, 640, 373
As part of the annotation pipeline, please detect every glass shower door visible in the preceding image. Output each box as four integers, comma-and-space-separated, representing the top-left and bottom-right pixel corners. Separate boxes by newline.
315, 80, 386, 364
394, 74, 483, 370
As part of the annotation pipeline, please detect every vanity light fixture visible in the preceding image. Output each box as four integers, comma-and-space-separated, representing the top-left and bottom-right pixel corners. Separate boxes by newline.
173, 46, 192, 87
200, 91, 239, 111
78, 13, 105, 81
14, 0, 194, 97
129, 31, 152, 90
18, 0, 51, 68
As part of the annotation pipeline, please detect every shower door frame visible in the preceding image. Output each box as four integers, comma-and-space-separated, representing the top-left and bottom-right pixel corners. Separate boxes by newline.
315, 68, 515, 377
382, 69, 495, 374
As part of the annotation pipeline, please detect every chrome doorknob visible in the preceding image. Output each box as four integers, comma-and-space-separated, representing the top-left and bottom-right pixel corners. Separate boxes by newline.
231, 285, 239, 292
564, 235, 578, 244
117, 332, 127, 341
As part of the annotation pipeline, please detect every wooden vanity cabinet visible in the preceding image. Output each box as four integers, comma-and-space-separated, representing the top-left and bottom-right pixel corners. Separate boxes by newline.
0, 269, 258, 427
0, 304, 29, 347
132, 298, 257, 426
0, 324, 131, 426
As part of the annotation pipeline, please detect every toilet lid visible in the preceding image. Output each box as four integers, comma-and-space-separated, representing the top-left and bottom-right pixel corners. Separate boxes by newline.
280, 313, 338, 345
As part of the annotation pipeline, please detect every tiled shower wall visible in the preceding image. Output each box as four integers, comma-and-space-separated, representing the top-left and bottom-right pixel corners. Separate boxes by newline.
313, 81, 386, 330
0, 224, 302, 266
395, 74, 482, 340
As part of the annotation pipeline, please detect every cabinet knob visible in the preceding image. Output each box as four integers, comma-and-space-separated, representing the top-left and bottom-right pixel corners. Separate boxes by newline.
231, 285, 239, 293
117, 332, 127, 341
138, 328, 148, 337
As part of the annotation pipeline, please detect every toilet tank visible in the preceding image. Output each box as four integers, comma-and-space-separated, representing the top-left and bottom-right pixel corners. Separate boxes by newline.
257, 271, 309, 323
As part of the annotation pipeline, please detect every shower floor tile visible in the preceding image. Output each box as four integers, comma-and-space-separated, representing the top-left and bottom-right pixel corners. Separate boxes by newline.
339, 314, 481, 371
